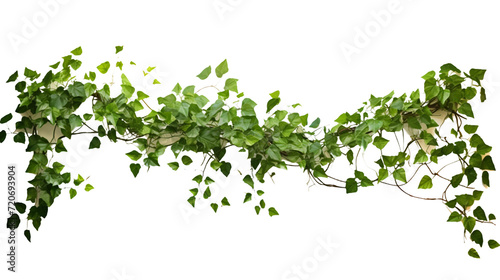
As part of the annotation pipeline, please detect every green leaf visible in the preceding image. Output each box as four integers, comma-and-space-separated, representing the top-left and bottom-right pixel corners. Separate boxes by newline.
89, 137, 101, 149
241, 98, 257, 117
220, 162, 231, 177
137, 91, 149, 100
456, 194, 475, 208
266, 98, 281, 113
346, 178, 358, 194
189, 188, 198, 196
6, 214, 20, 230
255, 206, 261, 215
0, 113, 12, 124
153, 79, 161, 85
0, 130, 6, 143
14, 202, 26, 214
422, 70, 435, 80
243, 193, 252, 203
204, 177, 215, 185
115, 46, 124, 54
469, 69, 486, 83
451, 173, 464, 188
268, 207, 279, 217
465, 166, 477, 185
126, 150, 142, 161
215, 59, 228, 78
437, 89, 450, 104
85, 184, 94, 192
197, 66, 211, 80
13, 132, 25, 143
221, 197, 230, 206
482, 171, 490, 188
172, 83, 182, 94
473, 206, 487, 221
473, 190, 483, 200
309, 117, 320, 128
464, 125, 478, 134
447, 212, 462, 222
224, 78, 238, 92
463, 216, 476, 233
24, 229, 31, 242
203, 187, 211, 199
187, 196, 196, 207
373, 136, 389, 150
414, 150, 428, 164
182, 155, 193, 165
69, 188, 77, 199
471, 230, 483, 247
407, 116, 422, 129
488, 239, 500, 249
192, 175, 203, 184
418, 175, 433, 189
458, 103, 474, 118
393, 168, 407, 183
468, 248, 480, 259
346, 150, 354, 164
489, 214, 496, 221
378, 168, 388, 182
130, 163, 141, 177
481, 156, 495, 171
210, 203, 218, 213
6, 71, 18, 83
259, 199, 266, 208
71, 46, 82, 55
243, 175, 254, 188
470, 134, 484, 147
167, 162, 179, 171
97, 61, 111, 74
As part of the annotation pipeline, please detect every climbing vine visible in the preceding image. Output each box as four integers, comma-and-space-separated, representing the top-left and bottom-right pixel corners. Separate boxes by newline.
2, 46, 498, 258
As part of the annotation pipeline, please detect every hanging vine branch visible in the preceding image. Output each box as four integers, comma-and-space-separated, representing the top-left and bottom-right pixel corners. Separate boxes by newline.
2, 46, 498, 258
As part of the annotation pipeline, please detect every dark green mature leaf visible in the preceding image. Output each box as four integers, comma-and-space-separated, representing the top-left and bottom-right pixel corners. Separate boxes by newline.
451, 173, 464, 188
418, 175, 433, 189
471, 230, 483, 247
266, 98, 281, 113
268, 207, 279, 217
482, 171, 490, 188
465, 166, 477, 185
346, 178, 357, 194
472, 190, 483, 200
220, 162, 231, 177
7, 71, 18, 82
456, 194, 475, 208
469, 69, 486, 83
215, 59, 228, 78
197, 66, 211, 80
473, 206, 487, 221
89, 137, 101, 149
0, 113, 12, 124
24, 229, 31, 242
130, 163, 141, 177
488, 240, 500, 249
309, 117, 320, 128
468, 248, 480, 259
447, 212, 462, 222
14, 202, 26, 214
0, 130, 6, 143
13, 132, 25, 143
378, 168, 388, 182
255, 206, 261, 215
481, 156, 495, 171
7, 214, 20, 230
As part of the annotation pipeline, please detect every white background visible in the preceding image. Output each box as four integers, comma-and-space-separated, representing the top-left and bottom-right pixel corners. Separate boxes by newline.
1, 0, 500, 279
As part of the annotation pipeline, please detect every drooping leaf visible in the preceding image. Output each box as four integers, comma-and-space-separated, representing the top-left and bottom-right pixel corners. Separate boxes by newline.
418, 175, 433, 189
